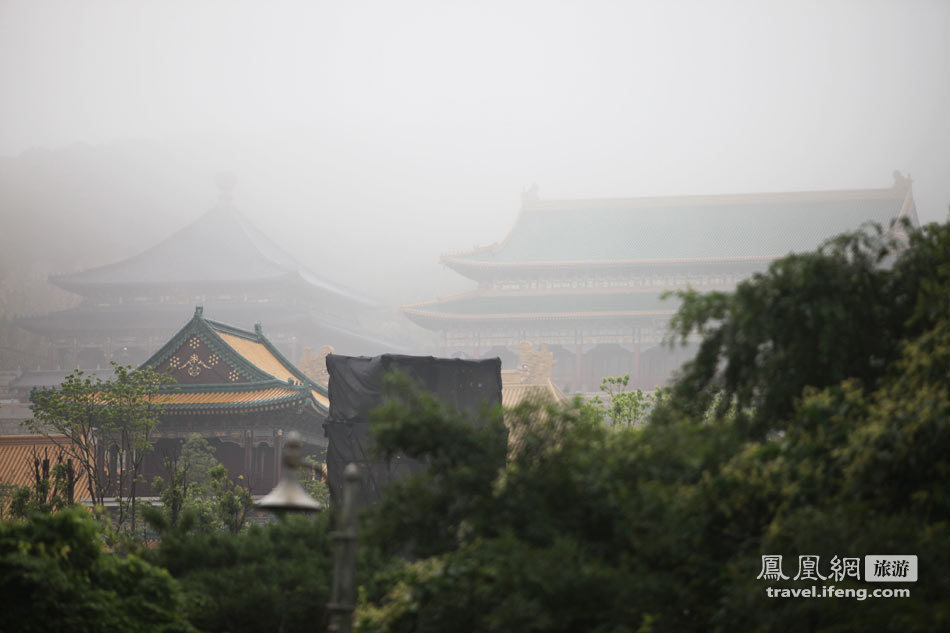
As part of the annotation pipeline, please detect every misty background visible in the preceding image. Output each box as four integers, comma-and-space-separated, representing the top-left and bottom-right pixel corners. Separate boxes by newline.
1, 0, 948, 328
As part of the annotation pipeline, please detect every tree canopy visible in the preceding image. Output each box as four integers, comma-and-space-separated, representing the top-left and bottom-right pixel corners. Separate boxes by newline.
355, 221, 950, 633
28, 362, 175, 531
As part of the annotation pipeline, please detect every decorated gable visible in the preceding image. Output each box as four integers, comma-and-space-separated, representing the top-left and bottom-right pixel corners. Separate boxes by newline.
158, 334, 246, 385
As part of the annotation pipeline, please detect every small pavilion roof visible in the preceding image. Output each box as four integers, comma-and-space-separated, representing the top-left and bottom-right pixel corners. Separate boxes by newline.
50, 196, 375, 308
442, 173, 918, 277
140, 307, 329, 415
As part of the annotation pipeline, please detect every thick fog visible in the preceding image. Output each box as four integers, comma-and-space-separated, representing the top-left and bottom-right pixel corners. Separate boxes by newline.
1, 0, 949, 305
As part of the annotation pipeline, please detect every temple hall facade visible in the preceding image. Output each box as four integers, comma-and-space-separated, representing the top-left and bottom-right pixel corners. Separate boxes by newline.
403, 174, 919, 392
137, 307, 328, 496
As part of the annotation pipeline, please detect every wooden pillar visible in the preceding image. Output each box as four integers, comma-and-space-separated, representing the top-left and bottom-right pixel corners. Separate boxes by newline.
258, 443, 266, 484
95, 440, 106, 499
574, 330, 583, 392
633, 328, 641, 387
243, 430, 253, 488
108, 444, 119, 497
273, 429, 283, 485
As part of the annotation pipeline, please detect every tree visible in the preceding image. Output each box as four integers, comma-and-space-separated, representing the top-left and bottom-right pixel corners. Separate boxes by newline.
149, 434, 219, 532
585, 373, 668, 426
8, 446, 76, 518
209, 464, 254, 534
146, 514, 334, 633
146, 435, 253, 535
365, 372, 509, 560
0, 481, 16, 520
28, 362, 175, 531
0, 508, 196, 633
302, 454, 331, 508
665, 220, 944, 436
356, 220, 950, 633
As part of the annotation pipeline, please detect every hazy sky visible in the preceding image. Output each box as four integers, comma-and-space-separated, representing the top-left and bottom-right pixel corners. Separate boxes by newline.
1, 0, 949, 299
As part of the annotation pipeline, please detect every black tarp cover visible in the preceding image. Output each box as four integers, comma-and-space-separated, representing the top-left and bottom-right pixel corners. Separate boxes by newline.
324, 354, 502, 505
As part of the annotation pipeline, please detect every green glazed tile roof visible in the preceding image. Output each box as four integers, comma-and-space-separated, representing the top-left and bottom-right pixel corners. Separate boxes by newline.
139, 307, 329, 415
422, 291, 676, 315
446, 183, 912, 266
50, 202, 375, 307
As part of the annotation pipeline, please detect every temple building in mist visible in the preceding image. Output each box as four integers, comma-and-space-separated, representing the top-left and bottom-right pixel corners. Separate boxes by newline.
135, 308, 327, 495
18, 181, 395, 370
403, 173, 919, 392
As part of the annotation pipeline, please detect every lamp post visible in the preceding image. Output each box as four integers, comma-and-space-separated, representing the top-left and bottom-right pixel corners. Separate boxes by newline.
256, 431, 362, 633
328, 463, 361, 633
256, 430, 323, 514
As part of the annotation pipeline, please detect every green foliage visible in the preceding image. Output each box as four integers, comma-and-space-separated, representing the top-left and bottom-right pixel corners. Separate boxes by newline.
357, 221, 950, 633
302, 471, 331, 508
146, 513, 333, 633
0, 508, 195, 633
209, 464, 254, 534
28, 362, 176, 531
586, 373, 669, 426
364, 372, 509, 559
9, 453, 77, 518
0, 480, 17, 520
146, 434, 253, 535
665, 221, 939, 436
148, 434, 218, 531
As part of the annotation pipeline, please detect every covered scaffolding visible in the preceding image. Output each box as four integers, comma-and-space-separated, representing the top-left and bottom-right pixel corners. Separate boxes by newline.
324, 354, 502, 505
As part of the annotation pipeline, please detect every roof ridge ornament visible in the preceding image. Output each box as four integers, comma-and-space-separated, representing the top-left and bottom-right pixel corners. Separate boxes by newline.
517, 341, 555, 384
892, 170, 912, 192
194, 305, 204, 318
297, 345, 334, 387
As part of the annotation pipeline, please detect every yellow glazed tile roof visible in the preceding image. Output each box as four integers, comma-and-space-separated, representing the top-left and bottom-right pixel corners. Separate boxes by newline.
311, 389, 329, 408
214, 331, 328, 409
153, 386, 301, 406
216, 332, 297, 382
0, 435, 90, 498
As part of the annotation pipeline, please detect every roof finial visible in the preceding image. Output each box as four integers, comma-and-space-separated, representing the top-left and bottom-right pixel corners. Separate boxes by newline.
216, 172, 237, 208
254, 323, 263, 336
892, 170, 912, 192
195, 305, 204, 318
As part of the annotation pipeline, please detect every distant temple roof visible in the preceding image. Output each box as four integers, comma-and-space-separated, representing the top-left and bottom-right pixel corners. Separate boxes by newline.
17, 301, 402, 362
407, 174, 919, 329
141, 307, 329, 415
403, 287, 686, 326
442, 173, 917, 277
50, 191, 375, 308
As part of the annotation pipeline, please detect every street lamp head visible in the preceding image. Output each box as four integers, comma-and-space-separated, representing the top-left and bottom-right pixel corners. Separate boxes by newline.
256, 430, 323, 514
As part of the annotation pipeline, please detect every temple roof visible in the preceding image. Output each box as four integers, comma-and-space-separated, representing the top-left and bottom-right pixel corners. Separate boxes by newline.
0, 434, 91, 497
16, 301, 404, 357
403, 288, 684, 327
50, 196, 375, 307
442, 174, 917, 277
140, 307, 329, 415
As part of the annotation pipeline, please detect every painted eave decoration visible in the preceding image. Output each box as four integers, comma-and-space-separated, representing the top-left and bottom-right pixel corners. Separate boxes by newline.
139, 307, 329, 416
